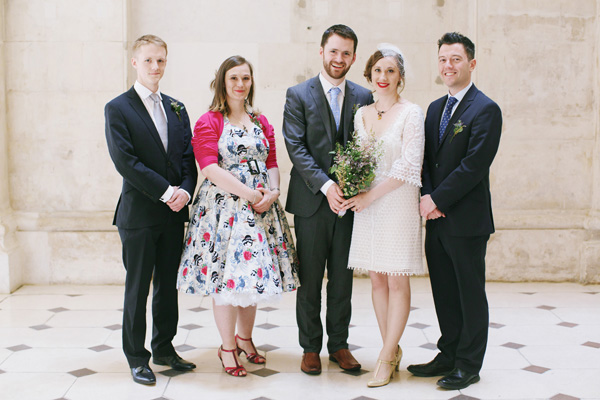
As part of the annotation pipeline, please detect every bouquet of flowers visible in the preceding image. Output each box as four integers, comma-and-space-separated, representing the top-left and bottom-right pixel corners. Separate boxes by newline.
329, 131, 383, 215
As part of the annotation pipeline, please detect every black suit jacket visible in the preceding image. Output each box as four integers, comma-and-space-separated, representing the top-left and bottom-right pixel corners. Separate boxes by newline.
421, 84, 502, 237
105, 87, 197, 229
283, 76, 373, 217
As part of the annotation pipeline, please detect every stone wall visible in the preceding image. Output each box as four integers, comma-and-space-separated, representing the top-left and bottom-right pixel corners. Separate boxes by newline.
1, 0, 599, 292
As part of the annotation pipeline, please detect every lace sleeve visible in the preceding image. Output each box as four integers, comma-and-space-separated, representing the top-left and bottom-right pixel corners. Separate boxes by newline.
385, 105, 425, 187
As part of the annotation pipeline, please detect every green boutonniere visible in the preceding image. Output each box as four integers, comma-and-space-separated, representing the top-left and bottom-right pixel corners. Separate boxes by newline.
352, 103, 361, 116
249, 111, 263, 130
170, 100, 184, 121
450, 120, 466, 143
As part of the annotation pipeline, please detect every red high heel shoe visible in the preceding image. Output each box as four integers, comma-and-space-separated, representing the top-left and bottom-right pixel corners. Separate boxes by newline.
235, 334, 266, 364
218, 346, 247, 377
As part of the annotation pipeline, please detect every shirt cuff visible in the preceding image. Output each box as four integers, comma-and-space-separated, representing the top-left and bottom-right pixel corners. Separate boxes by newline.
320, 180, 334, 195
160, 186, 174, 203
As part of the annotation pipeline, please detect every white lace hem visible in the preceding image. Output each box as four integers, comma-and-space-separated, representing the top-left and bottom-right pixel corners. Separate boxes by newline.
210, 291, 283, 307
348, 266, 422, 276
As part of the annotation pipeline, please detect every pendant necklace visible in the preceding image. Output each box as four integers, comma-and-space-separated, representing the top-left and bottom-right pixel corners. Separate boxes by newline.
229, 114, 248, 132
375, 101, 397, 120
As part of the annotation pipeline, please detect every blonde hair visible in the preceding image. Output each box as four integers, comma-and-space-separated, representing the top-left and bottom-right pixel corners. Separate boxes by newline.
132, 34, 168, 56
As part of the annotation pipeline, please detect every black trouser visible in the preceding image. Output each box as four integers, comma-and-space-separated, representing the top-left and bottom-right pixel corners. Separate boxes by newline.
425, 222, 489, 373
118, 222, 184, 368
294, 199, 354, 354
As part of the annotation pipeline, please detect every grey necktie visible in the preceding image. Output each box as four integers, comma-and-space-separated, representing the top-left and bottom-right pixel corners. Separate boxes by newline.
150, 93, 168, 150
439, 96, 458, 143
329, 87, 342, 130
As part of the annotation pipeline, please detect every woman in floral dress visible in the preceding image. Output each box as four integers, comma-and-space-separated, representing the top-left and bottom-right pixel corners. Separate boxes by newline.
177, 56, 299, 377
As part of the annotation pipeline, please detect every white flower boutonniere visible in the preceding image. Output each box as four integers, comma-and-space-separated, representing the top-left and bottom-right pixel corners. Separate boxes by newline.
450, 120, 466, 143
170, 100, 184, 121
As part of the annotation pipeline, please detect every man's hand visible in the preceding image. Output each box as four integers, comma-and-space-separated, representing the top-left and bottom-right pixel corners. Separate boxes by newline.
420, 194, 437, 218
167, 187, 189, 212
426, 209, 446, 220
326, 183, 346, 214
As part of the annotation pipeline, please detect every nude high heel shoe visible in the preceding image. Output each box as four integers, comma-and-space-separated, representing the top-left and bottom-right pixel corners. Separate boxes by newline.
367, 358, 396, 387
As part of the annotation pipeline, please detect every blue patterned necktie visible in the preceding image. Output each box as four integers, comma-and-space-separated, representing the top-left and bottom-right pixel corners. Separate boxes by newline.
328, 86, 342, 130
439, 96, 458, 143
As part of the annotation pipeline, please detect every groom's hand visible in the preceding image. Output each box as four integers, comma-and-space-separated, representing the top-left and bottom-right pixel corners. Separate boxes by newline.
326, 183, 345, 214
419, 194, 437, 218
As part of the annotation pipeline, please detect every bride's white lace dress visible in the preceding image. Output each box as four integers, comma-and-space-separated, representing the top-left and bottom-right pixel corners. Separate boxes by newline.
348, 103, 425, 275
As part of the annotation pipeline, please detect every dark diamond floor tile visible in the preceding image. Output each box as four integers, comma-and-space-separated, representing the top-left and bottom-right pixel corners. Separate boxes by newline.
550, 394, 580, 400
520, 292, 536, 295
175, 344, 195, 352
256, 344, 279, 352
557, 322, 578, 328
89, 345, 113, 352
450, 395, 481, 400
30, 324, 51, 330
180, 323, 202, 330
537, 305, 556, 310
259, 306, 277, 312
342, 368, 370, 376
151, 398, 170, 400
49, 307, 69, 313
351, 396, 377, 400
502, 342, 525, 349
420, 342, 438, 350
117, 308, 123, 312
66, 294, 82, 297
348, 343, 362, 351
409, 322, 430, 329
349, 324, 356, 328
251, 397, 273, 400
410, 306, 418, 311
582, 341, 600, 349
68, 368, 96, 377
104, 324, 122, 331
584, 291, 599, 295
250, 368, 279, 377
7, 344, 31, 352
0, 369, 5, 374
256, 323, 278, 330
489, 322, 505, 329
523, 365, 550, 374
189, 306, 208, 312
159, 368, 186, 377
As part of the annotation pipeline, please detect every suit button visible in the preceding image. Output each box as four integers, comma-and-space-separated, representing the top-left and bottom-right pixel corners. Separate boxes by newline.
435, 163, 439, 168
167, 162, 172, 167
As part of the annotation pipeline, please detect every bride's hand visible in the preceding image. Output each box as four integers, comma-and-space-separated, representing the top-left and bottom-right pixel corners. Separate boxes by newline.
341, 192, 373, 213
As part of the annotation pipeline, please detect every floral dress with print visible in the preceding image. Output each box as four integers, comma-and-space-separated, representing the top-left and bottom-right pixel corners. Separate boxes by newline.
177, 116, 300, 307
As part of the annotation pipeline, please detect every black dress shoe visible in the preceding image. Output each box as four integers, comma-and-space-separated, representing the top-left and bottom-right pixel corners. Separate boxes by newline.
131, 364, 156, 385
153, 354, 196, 371
437, 368, 480, 390
407, 359, 454, 377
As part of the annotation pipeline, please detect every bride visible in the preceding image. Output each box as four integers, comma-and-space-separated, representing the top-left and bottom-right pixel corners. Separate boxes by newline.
341, 44, 425, 388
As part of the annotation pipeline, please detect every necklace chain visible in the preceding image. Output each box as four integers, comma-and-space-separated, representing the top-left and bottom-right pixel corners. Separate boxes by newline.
375, 100, 398, 120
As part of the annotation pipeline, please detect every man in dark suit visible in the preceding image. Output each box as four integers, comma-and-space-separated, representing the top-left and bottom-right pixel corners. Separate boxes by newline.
283, 24, 373, 375
408, 32, 502, 390
105, 34, 197, 385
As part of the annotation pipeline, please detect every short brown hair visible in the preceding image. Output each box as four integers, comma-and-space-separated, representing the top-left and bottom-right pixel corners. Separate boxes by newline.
132, 34, 168, 55
321, 24, 358, 53
209, 55, 256, 116
363, 50, 406, 93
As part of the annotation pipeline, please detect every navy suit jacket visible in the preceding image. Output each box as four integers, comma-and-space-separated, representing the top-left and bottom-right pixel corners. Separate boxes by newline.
105, 87, 197, 229
421, 84, 502, 237
283, 76, 373, 218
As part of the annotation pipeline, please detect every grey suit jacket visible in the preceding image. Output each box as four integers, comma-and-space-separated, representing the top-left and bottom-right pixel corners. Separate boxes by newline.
283, 75, 373, 218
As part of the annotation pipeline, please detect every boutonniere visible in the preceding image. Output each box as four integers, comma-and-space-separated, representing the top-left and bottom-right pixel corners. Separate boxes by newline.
450, 120, 466, 143
170, 100, 184, 121
352, 103, 361, 116
249, 111, 263, 130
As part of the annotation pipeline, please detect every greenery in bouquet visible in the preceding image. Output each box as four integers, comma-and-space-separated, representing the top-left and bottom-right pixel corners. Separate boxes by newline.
329, 131, 383, 198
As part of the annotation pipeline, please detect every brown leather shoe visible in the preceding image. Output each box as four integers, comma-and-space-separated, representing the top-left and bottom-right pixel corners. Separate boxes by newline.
329, 348, 361, 371
301, 352, 322, 375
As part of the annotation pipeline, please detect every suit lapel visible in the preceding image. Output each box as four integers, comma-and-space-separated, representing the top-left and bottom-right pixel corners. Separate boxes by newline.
126, 87, 167, 157
437, 85, 477, 151
342, 81, 357, 142
309, 76, 334, 145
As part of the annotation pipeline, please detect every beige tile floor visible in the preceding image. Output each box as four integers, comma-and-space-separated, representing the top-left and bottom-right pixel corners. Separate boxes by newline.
0, 277, 599, 400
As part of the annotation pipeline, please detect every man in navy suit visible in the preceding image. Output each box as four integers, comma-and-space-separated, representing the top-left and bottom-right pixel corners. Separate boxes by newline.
105, 34, 197, 385
407, 32, 502, 390
283, 24, 373, 375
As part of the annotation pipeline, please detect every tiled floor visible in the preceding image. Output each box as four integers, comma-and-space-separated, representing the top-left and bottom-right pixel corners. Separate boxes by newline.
1, 278, 599, 400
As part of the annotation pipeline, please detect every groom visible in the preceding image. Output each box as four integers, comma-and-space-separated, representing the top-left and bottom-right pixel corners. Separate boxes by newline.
105, 34, 197, 385
283, 24, 373, 375
409, 32, 502, 390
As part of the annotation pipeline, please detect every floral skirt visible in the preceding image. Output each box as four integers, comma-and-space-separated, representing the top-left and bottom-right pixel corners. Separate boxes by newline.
177, 179, 300, 307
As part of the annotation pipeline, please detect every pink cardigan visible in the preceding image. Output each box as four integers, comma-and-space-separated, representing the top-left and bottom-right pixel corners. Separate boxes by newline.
191, 110, 278, 170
